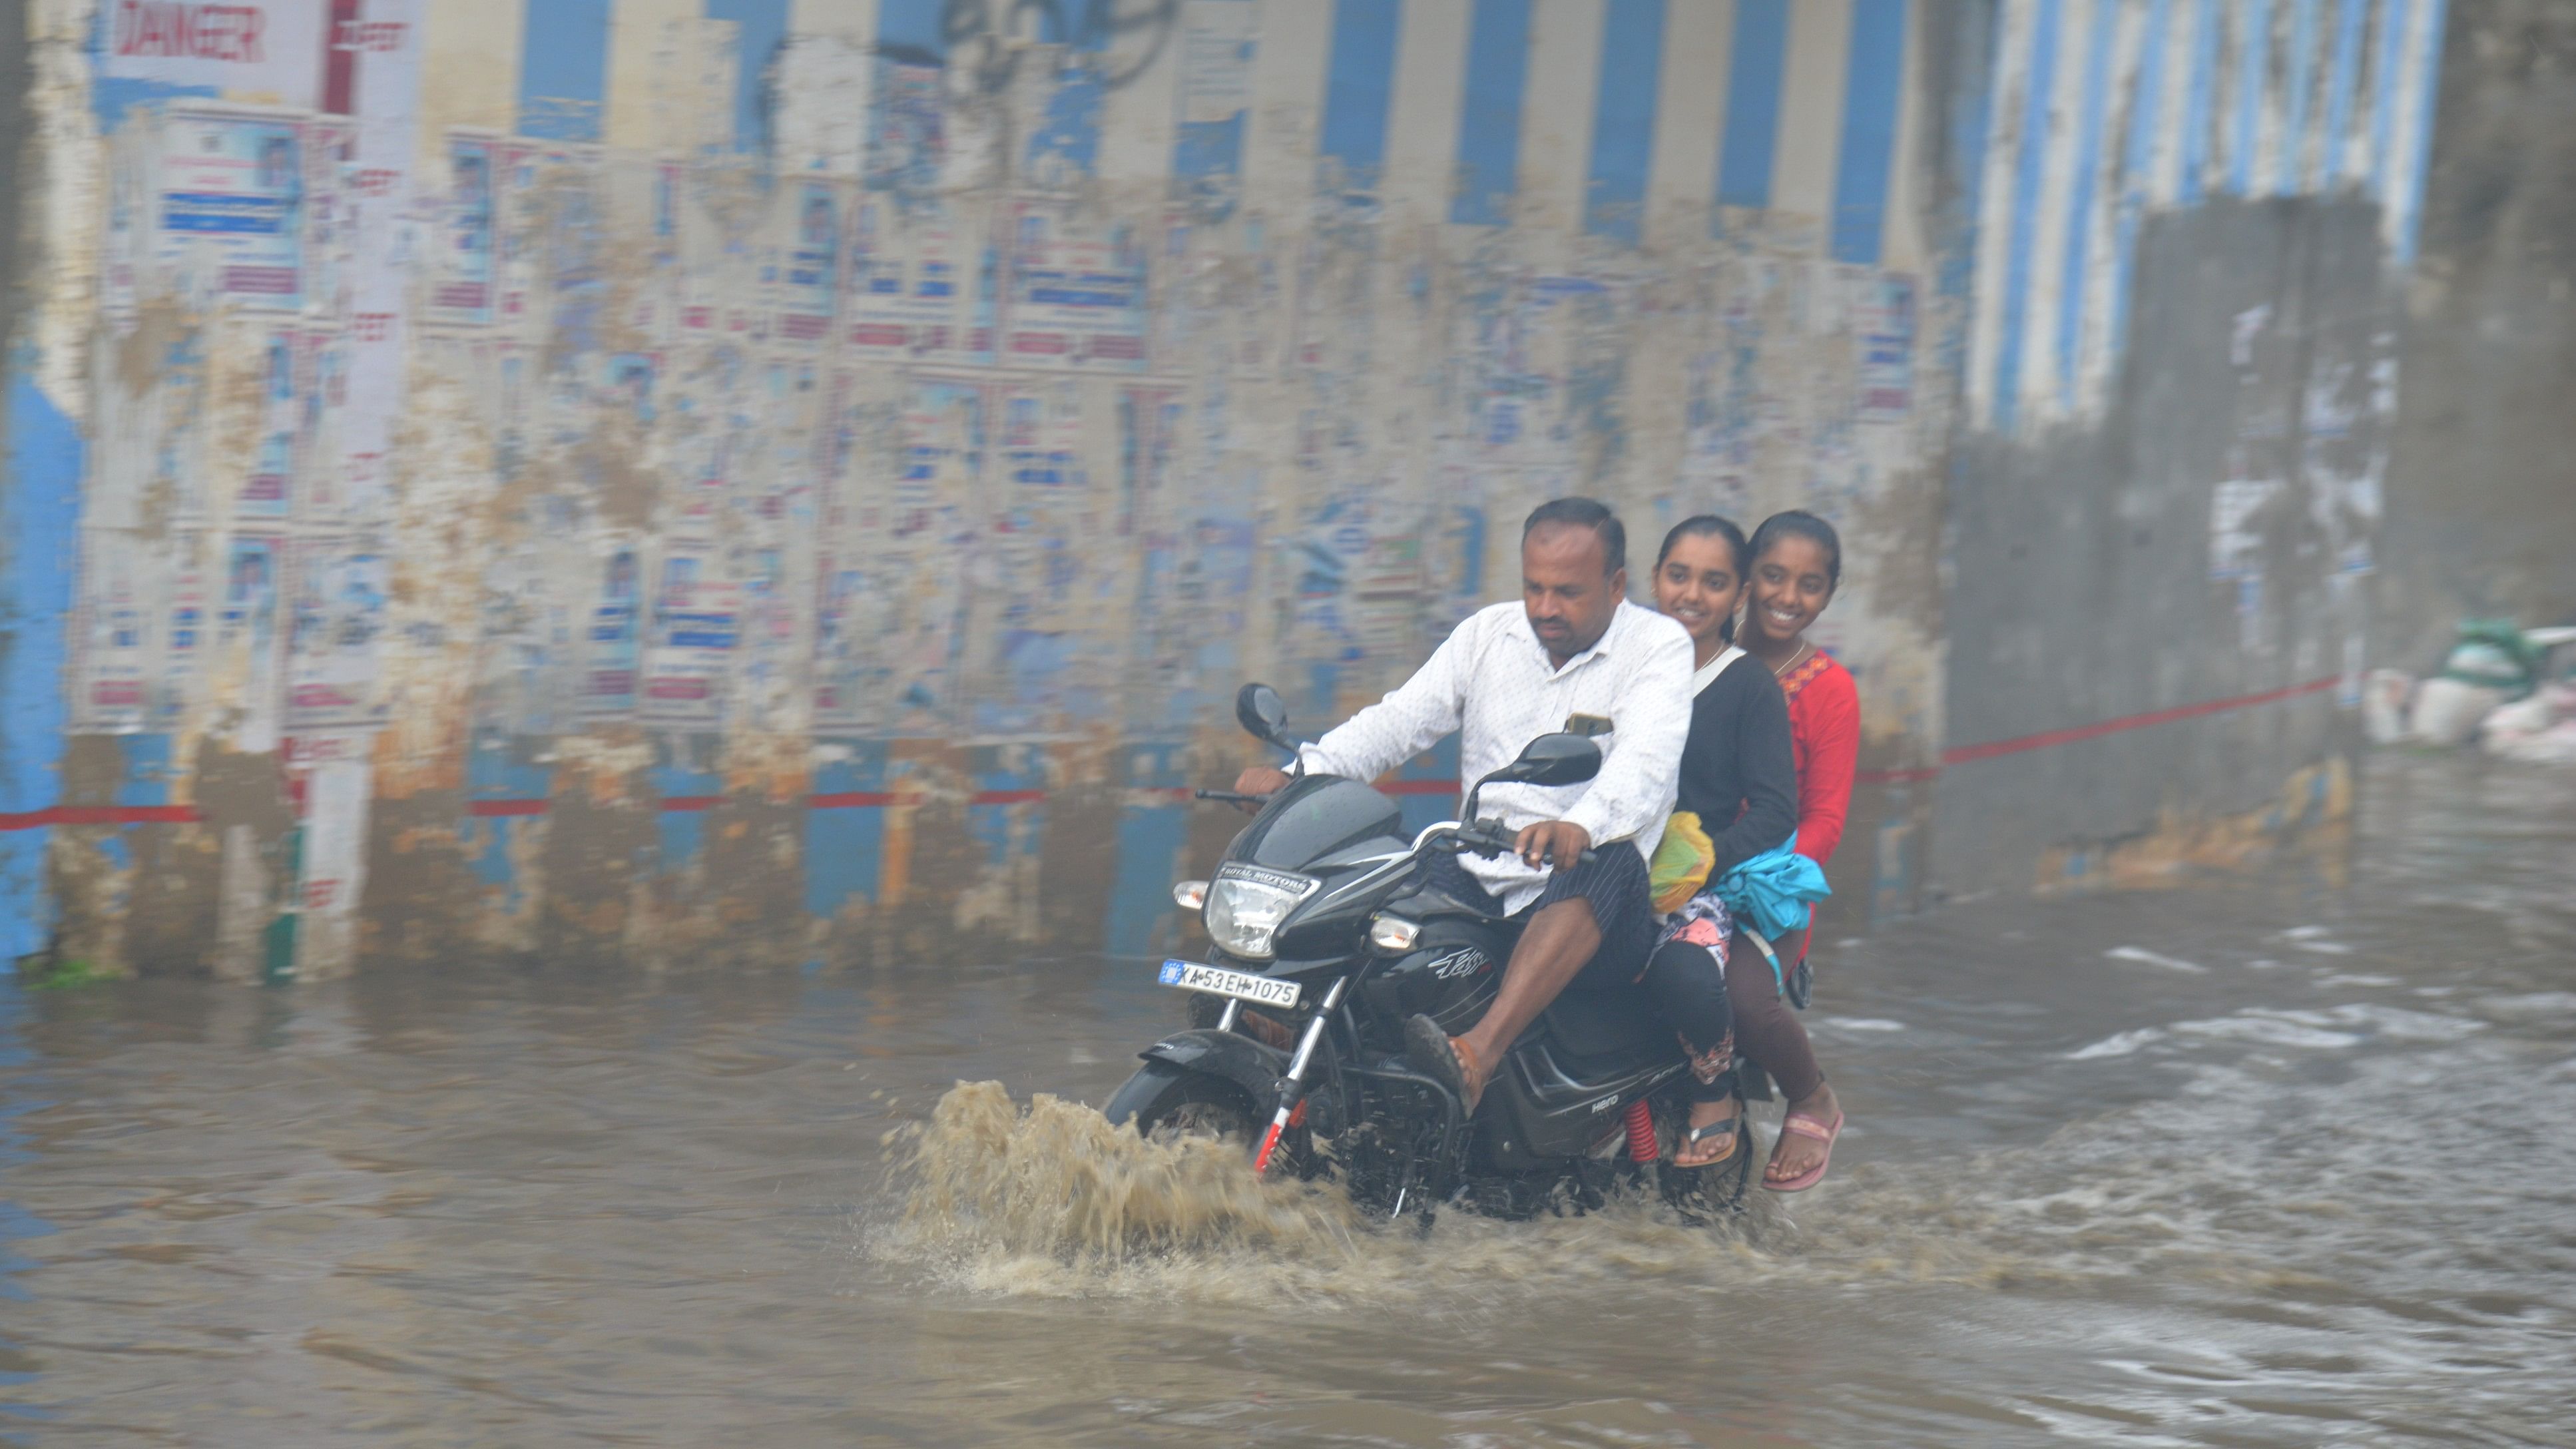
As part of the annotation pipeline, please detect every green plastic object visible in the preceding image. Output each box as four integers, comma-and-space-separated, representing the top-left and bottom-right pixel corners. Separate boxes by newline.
263, 826, 302, 984
2439, 619, 2545, 701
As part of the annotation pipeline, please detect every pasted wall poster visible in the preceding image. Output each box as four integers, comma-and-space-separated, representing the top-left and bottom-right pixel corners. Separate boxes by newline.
642, 544, 739, 727
157, 110, 307, 308
433, 135, 497, 324
581, 548, 643, 719
283, 543, 389, 730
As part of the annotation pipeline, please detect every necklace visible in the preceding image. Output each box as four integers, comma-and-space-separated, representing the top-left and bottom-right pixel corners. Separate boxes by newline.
1770, 641, 1812, 678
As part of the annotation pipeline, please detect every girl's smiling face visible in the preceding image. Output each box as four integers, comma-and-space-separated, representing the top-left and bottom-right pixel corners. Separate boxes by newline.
1653, 531, 1748, 654
1744, 534, 1837, 648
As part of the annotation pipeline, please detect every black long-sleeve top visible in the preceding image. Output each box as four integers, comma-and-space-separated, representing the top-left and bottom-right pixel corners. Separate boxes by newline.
1676, 656, 1800, 877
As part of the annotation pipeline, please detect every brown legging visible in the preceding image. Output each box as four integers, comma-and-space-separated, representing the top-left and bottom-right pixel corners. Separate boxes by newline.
1726, 928, 1824, 1101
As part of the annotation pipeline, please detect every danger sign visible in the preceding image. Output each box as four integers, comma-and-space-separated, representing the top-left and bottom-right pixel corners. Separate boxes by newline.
104, 0, 325, 108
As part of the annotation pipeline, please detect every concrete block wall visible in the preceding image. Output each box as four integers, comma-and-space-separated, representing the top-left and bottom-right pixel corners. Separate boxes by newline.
0, 0, 2473, 976
1937, 0, 2446, 896
2378, 0, 2576, 673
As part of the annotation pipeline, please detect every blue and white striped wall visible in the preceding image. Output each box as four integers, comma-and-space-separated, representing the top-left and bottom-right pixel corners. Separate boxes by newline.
413, 0, 2448, 430
1963, 0, 2449, 435
407, 0, 1932, 266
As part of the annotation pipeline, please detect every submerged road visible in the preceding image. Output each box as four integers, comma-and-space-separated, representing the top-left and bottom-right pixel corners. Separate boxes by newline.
1, 753, 2569, 1446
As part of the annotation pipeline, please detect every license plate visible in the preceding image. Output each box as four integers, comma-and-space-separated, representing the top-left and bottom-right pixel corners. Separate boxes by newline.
1157, 959, 1302, 1010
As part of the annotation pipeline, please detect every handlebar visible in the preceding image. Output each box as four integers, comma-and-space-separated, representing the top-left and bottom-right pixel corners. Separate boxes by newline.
1448, 818, 1599, 868
1193, 789, 1598, 868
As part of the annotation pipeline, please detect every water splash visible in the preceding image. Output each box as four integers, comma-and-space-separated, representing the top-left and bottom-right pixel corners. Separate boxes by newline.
868, 1080, 2196, 1308
872, 1081, 1384, 1304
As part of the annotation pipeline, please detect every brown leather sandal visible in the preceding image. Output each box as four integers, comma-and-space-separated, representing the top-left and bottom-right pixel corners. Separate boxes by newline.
1403, 1014, 1485, 1113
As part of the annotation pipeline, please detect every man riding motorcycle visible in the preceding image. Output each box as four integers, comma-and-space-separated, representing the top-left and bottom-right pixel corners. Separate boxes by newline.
1230, 498, 1693, 1112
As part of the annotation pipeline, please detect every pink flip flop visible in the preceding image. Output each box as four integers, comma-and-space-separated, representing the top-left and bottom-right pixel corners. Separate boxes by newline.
1763, 1109, 1844, 1193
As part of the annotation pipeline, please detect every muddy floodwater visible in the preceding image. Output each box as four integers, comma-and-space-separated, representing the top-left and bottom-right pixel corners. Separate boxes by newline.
2, 754, 2571, 1447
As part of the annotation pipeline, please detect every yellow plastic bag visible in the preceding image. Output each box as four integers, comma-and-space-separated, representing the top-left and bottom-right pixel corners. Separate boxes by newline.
1649, 810, 1715, 914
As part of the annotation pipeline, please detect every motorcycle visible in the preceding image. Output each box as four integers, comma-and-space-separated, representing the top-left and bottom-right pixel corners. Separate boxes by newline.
1101, 684, 1752, 1221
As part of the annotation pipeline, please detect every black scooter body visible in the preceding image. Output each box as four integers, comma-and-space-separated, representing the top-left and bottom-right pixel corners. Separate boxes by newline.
1481, 990, 1680, 1169
1357, 916, 1509, 1037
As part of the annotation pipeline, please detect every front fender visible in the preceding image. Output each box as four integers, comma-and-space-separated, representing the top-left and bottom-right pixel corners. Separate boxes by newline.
1135, 1029, 1291, 1114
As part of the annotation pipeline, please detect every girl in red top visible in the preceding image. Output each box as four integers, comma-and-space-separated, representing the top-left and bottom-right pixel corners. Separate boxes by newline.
1729, 511, 1856, 1191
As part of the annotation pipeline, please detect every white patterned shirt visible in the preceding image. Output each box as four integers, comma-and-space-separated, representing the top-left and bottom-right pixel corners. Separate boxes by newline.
1297, 599, 1694, 912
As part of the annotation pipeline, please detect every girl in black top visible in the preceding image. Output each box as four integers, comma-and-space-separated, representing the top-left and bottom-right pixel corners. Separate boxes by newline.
1639, 516, 1800, 1168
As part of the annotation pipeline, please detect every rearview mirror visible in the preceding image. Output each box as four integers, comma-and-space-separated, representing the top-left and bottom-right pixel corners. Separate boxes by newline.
1493, 732, 1602, 788
1463, 732, 1601, 820
1235, 683, 1293, 748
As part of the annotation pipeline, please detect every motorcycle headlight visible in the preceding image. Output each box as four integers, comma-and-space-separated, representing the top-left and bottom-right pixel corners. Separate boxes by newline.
1203, 874, 1308, 960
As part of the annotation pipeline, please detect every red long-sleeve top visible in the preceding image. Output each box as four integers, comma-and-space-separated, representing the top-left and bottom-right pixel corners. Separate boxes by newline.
1778, 653, 1860, 869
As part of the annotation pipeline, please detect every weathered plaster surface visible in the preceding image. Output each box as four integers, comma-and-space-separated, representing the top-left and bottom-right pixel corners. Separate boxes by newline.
3, 0, 2489, 973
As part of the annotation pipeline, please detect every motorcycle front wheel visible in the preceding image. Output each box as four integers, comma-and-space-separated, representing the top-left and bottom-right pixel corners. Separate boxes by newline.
1101, 1061, 1260, 1145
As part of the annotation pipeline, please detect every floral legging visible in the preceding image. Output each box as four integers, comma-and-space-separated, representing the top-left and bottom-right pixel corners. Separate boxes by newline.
1647, 890, 1826, 1104
1641, 892, 1738, 1104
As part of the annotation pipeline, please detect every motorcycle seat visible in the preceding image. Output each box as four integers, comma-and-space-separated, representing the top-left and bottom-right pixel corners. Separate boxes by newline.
1527, 986, 1671, 1066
